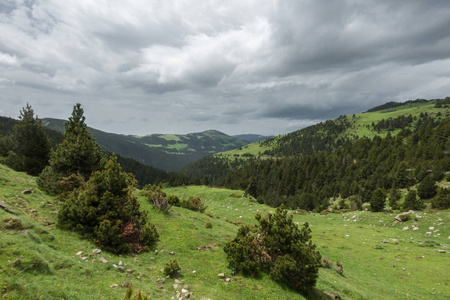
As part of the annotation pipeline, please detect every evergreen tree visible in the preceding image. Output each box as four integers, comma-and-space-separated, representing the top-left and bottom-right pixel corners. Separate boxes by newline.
417, 175, 437, 199
394, 162, 409, 188
402, 190, 424, 211
58, 155, 158, 253
388, 187, 401, 210
5, 104, 51, 176
370, 188, 386, 212
431, 188, 450, 209
38, 103, 105, 195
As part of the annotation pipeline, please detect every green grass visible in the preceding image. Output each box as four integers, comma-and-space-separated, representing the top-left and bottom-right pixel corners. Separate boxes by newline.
1, 165, 449, 299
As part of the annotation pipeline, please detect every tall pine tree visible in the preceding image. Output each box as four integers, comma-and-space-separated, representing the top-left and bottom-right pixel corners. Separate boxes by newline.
38, 103, 105, 195
6, 104, 51, 176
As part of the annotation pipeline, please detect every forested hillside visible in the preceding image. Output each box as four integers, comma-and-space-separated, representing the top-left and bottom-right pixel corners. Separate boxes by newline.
180, 98, 450, 211
43, 118, 248, 171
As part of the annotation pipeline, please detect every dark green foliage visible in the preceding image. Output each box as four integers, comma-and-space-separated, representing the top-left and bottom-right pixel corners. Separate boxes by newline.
142, 185, 170, 211
403, 190, 425, 211
205, 222, 213, 229
394, 162, 409, 189
366, 99, 429, 112
417, 175, 437, 199
38, 104, 105, 195
5, 104, 51, 176
224, 206, 321, 293
431, 188, 450, 209
57, 155, 158, 253
370, 189, 386, 212
164, 259, 181, 277
180, 196, 208, 213
388, 187, 401, 210
335, 261, 344, 275
124, 283, 149, 300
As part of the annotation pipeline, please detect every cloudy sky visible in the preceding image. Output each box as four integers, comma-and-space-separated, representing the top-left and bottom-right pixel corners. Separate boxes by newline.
1, 0, 450, 136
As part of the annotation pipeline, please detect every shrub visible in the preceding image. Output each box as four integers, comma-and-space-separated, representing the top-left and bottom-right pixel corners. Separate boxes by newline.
205, 222, 213, 229
417, 175, 437, 199
224, 206, 321, 293
124, 283, 149, 300
180, 196, 208, 213
322, 257, 333, 268
164, 259, 180, 277
370, 188, 386, 212
58, 155, 158, 253
335, 261, 344, 275
398, 214, 411, 222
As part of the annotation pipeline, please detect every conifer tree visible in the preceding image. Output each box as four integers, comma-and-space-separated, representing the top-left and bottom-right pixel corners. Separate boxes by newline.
38, 103, 105, 195
417, 175, 437, 199
6, 104, 51, 176
370, 188, 385, 212
402, 190, 424, 211
394, 162, 409, 188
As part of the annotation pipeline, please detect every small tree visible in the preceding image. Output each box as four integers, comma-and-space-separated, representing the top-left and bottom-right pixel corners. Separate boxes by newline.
394, 162, 409, 188
58, 155, 158, 253
417, 175, 437, 200
431, 188, 450, 209
388, 187, 401, 210
6, 104, 51, 176
38, 103, 105, 195
402, 190, 424, 211
224, 206, 321, 293
370, 188, 386, 212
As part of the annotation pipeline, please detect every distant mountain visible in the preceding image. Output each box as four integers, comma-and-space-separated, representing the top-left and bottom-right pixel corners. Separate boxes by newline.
42, 119, 248, 171
233, 134, 271, 143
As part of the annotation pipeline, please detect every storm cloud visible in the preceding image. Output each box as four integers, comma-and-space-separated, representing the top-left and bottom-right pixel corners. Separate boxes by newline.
1, 0, 450, 136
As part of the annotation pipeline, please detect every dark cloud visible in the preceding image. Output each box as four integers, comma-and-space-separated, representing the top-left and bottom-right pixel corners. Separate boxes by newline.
0, 1, 450, 136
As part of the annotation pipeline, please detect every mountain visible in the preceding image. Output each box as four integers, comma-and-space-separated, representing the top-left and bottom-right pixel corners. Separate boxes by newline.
180, 98, 450, 207
42, 119, 248, 171
233, 134, 271, 143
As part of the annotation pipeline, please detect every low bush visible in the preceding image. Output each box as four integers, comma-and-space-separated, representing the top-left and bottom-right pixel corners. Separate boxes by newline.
224, 206, 321, 293
180, 196, 208, 213
164, 258, 181, 277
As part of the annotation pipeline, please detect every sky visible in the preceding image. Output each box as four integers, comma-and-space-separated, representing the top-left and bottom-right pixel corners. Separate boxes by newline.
1, 1, 450, 136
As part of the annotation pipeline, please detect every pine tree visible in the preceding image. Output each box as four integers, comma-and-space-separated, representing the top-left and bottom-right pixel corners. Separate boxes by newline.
388, 187, 401, 210
403, 190, 424, 211
370, 188, 386, 212
394, 162, 409, 188
417, 175, 437, 199
6, 104, 51, 176
38, 103, 105, 195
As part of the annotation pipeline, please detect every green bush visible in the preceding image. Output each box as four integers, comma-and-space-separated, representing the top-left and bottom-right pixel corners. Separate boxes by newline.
205, 222, 213, 229
224, 206, 321, 293
403, 190, 425, 211
57, 155, 158, 253
180, 196, 208, 213
164, 258, 181, 277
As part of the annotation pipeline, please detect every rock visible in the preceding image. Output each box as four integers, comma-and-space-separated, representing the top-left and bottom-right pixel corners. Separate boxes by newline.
169, 251, 174, 255
110, 284, 118, 288
21, 188, 33, 194
173, 284, 180, 290
76, 251, 83, 256
182, 288, 188, 293
118, 266, 125, 272
155, 250, 159, 255
392, 239, 399, 243
146, 267, 153, 271
382, 240, 388, 243
112, 264, 117, 268
403, 227, 409, 231
225, 278, 232, 282
99, 257, 108, 263
126, 269, 134, 274
119, 261, 122, 266
92, 249, 101, 255
217, 273, 225, 278
183, 284, 190, 290
435, 249, 446, 253
174, 279, 182, 284
413, 227, 419, 231
192, 270, 197, 274
324, 291, 341, 299
429, 227, 435, 230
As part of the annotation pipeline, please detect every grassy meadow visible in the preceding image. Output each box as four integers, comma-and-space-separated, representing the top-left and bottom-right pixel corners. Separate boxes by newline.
0, 164, 449, 299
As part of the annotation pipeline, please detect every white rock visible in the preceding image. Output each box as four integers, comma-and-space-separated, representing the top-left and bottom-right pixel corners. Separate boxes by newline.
192, 270, 197, 274
429, 227, 435, 230
76, 251, 83, 256
403, 227, 409, 230
181, 289, 188, 293
413, 227, 419, 231
92, 249, 101, 255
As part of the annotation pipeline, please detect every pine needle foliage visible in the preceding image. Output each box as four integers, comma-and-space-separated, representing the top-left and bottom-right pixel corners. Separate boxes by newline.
5, 103, 51, 176
57, 155, 158, 253
224, 206, 321, 293
38, 103, 105, 195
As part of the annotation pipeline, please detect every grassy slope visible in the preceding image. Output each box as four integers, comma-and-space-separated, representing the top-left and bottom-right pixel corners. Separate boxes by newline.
1, 165, 448, 299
